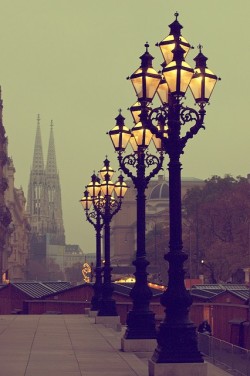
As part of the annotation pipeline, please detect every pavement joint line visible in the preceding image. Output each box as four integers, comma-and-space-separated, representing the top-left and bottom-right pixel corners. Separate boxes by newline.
86, 316, 148, 376
0, 315, 16, 335
63, 315, 83, 376
24, 315, 41, 376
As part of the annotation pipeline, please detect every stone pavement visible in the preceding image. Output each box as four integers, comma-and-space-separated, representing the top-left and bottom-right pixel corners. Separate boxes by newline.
0, 314, 233, 376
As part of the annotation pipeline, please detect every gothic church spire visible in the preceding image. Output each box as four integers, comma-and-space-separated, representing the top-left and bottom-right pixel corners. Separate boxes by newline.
46, 120, 57, 176
27, 115, 65, 250
45, 119, 65, 244
27, 114, 48, 235
32, 114, 44, 172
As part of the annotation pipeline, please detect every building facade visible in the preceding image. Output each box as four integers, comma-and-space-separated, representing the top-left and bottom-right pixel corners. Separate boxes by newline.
64, 244, 85, 270
0, 92, 30, 282
4, 157, 30, 281
0, 92, 12, 280
110, 174, 204, 281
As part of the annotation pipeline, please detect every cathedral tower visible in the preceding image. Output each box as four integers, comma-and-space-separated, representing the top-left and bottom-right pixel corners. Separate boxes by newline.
45, 121, 65, 244
27, 115, 48, 235
27, 116, 65, 261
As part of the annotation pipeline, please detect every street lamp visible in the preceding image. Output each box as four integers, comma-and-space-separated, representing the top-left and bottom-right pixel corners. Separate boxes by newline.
109, 99, 164, 343
91, 158, 128, 317
80, 174, 103, 312
111, 11, 219, 367
148, 14, 218, 366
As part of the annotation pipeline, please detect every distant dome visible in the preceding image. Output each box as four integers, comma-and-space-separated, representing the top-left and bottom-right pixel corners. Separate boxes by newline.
149, 183, 169, 200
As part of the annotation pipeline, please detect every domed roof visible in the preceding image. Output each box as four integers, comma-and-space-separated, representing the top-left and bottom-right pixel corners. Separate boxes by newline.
149, 182, 169, 200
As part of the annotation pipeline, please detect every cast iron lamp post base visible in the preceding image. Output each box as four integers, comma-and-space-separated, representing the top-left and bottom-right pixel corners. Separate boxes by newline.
124, 258, 156, 339
148, 360, 208, 376
90, 265, 103, 312
97, 275, 117, 317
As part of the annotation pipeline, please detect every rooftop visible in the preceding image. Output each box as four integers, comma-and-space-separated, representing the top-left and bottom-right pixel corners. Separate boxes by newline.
11, 281, 72, 299
192, 283, 249, 301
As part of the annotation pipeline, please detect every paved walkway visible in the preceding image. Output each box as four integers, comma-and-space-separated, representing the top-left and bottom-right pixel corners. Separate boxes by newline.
0, 314, 232, 376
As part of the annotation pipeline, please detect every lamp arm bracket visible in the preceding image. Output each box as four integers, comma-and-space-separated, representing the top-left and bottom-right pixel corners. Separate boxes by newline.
86, 210, 104, 231
109, 199, 122, 218
118, 153, 137, 184
180, 105, 200, 126
145, 152, 164, 183
94, 198, 122, 222
85, 210, 97, 227
148, 106, 169, 129
180, 106, 206, 149
118, 151, 163, 190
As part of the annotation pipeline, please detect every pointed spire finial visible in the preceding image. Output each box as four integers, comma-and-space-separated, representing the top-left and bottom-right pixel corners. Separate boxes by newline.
115, 109, 125, 125
32, 114, 44, 172
193, 44, 208, 68
198, 44, 203, 53
168, 11, 183, 36
139, 42, 154, 69
46, 118, 57, 175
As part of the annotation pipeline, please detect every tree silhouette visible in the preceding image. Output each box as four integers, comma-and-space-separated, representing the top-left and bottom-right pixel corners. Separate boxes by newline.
183, 175, 250, 282
65, 262, 84, 283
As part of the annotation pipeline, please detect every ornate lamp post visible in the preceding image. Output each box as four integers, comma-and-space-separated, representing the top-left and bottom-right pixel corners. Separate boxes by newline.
111, 11, 219, 369
109, 66, 164, 345
91, 158, 128, 317
149, 15, 218, 366
80, 174, 103, 312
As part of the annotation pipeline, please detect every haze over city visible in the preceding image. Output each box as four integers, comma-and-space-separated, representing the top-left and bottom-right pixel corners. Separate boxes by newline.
0, 0, 249, 252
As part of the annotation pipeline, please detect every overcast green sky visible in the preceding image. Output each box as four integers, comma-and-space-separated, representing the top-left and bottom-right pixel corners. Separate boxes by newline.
0, 1, 249, 252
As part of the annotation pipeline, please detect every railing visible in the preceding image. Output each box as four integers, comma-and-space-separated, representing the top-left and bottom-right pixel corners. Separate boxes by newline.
198, 333, 250, 376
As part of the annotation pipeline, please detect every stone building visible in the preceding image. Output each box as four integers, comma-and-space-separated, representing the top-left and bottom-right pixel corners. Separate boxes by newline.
0, 92, 30, 282
4, 157, 30, 281
63, 244, 85, 270
110, 174, 204, 279
0, 92, 12, 281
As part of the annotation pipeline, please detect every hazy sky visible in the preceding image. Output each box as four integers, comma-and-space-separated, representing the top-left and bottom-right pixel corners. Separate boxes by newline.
0, 1, 249, 252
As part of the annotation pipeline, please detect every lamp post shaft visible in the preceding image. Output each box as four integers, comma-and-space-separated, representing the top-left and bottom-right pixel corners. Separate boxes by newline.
137, 152, 146, 254
168, 113, 182, 252
124, 150, 156, 339
98, 200, 117, 316
152, 105, 203, 363
169, 158, 182, 251
90, 213, 103, 311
